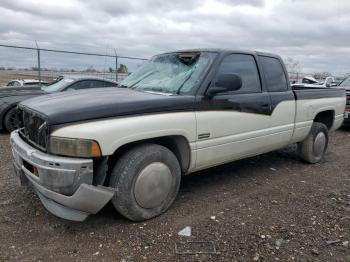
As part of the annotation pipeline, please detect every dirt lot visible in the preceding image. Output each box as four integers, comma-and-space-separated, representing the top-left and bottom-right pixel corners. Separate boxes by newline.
0, 129, 350, 262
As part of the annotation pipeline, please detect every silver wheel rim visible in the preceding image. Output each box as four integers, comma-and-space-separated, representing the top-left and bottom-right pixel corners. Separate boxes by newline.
134, 162, 173, 209
313, 132, 326, 157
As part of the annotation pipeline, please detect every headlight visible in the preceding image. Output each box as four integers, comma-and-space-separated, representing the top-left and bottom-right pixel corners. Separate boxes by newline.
49, 137, 101, 158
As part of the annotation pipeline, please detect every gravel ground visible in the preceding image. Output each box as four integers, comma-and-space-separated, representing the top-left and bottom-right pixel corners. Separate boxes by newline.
0, 129, 350, 261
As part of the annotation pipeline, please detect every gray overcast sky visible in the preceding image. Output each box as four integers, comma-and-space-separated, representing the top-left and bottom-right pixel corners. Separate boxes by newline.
0, 0, 349, 75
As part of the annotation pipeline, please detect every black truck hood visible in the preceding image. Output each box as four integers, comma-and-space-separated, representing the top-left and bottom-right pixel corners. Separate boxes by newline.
19, 88, 195, 126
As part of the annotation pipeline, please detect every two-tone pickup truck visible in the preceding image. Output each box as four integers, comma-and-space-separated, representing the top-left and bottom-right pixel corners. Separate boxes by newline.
10, 49, 346, 222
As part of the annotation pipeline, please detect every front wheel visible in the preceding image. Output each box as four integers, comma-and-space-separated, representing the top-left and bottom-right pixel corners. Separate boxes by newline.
4, 107, 19, 132
297, 122, 328, 164
109, 143, 181, 221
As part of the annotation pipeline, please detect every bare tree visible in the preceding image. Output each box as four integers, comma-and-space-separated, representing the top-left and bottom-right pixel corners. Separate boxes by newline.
313, 72, 331, 80
285, 57, 301, 74
285, 57, 301, 83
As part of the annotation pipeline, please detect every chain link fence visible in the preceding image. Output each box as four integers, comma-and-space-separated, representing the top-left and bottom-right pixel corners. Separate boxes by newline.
0, 43, 148, 87
0, 43, 348, 87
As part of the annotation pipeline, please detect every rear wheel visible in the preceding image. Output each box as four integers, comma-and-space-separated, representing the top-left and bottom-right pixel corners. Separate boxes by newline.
109, 143, 181, 221
4, 107, 19, 132
298, 122, 328, 164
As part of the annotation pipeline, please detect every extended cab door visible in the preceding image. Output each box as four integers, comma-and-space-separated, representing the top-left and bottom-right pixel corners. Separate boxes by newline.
258, 55, 296, 149
195, 53, 272, 170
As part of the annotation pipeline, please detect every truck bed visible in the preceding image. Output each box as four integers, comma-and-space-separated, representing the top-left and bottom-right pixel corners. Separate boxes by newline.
292, 86, 346, 100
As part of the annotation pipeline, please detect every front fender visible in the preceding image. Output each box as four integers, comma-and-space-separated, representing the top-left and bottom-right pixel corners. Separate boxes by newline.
51, 112, 197, 156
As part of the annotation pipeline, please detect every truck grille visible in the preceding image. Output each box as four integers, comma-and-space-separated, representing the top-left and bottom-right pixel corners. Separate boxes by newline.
346, 91, 350, 106
17, 107, 48, 151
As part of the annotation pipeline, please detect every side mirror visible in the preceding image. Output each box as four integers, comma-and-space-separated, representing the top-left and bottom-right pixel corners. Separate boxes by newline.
207, 73, 242, 96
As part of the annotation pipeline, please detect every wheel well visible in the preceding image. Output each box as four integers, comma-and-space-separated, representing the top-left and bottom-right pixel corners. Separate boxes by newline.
314, 110, 334, 129
106, 135, 191, 178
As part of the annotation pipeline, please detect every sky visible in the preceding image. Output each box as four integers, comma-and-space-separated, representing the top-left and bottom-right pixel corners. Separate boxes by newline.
0, 0, 349, 75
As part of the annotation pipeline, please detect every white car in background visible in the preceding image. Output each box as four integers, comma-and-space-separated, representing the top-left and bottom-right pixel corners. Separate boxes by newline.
292, 76, 338, 88
6, 79, 48, 87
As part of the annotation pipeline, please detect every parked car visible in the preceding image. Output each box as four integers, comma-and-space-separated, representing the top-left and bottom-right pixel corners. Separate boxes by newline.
339, 75, 350, 125
5, 79, 49, 88
0, 76, 118, 132
301, 76, 319, 84
10, 49, 345, 222
292, 76, 338, 88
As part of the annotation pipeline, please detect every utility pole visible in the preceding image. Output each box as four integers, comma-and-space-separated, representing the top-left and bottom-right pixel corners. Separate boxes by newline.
114, 48, 118, 82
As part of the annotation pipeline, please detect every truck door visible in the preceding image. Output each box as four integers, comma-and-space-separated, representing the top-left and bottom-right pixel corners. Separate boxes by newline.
258, 55, 296, 149
195, 53, 272, 171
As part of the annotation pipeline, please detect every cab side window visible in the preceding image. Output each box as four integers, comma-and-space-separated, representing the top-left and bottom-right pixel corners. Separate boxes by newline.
215, 54, 261, 93
259, 56, 288, 92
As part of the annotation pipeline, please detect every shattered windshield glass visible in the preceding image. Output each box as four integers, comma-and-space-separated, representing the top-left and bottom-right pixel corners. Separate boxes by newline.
120, 52, 216, 94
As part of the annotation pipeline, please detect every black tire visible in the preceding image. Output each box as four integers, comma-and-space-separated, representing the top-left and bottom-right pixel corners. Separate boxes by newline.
4, 107, 19, 132
297, 122, 328, 164
109, 143, 181, 221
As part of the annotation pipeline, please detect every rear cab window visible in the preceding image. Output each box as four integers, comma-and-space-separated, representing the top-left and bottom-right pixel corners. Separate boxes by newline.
259, 56, 288, 92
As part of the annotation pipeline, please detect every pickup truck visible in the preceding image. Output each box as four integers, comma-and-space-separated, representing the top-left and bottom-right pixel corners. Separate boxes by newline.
10, 49, 346, 222
339, 75, 350, 124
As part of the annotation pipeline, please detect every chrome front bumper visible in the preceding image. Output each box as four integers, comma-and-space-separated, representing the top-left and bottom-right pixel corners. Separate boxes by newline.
10, 130, 115, 221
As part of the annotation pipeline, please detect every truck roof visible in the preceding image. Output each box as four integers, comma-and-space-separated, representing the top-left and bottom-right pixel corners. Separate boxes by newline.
160, 48, 281, 59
